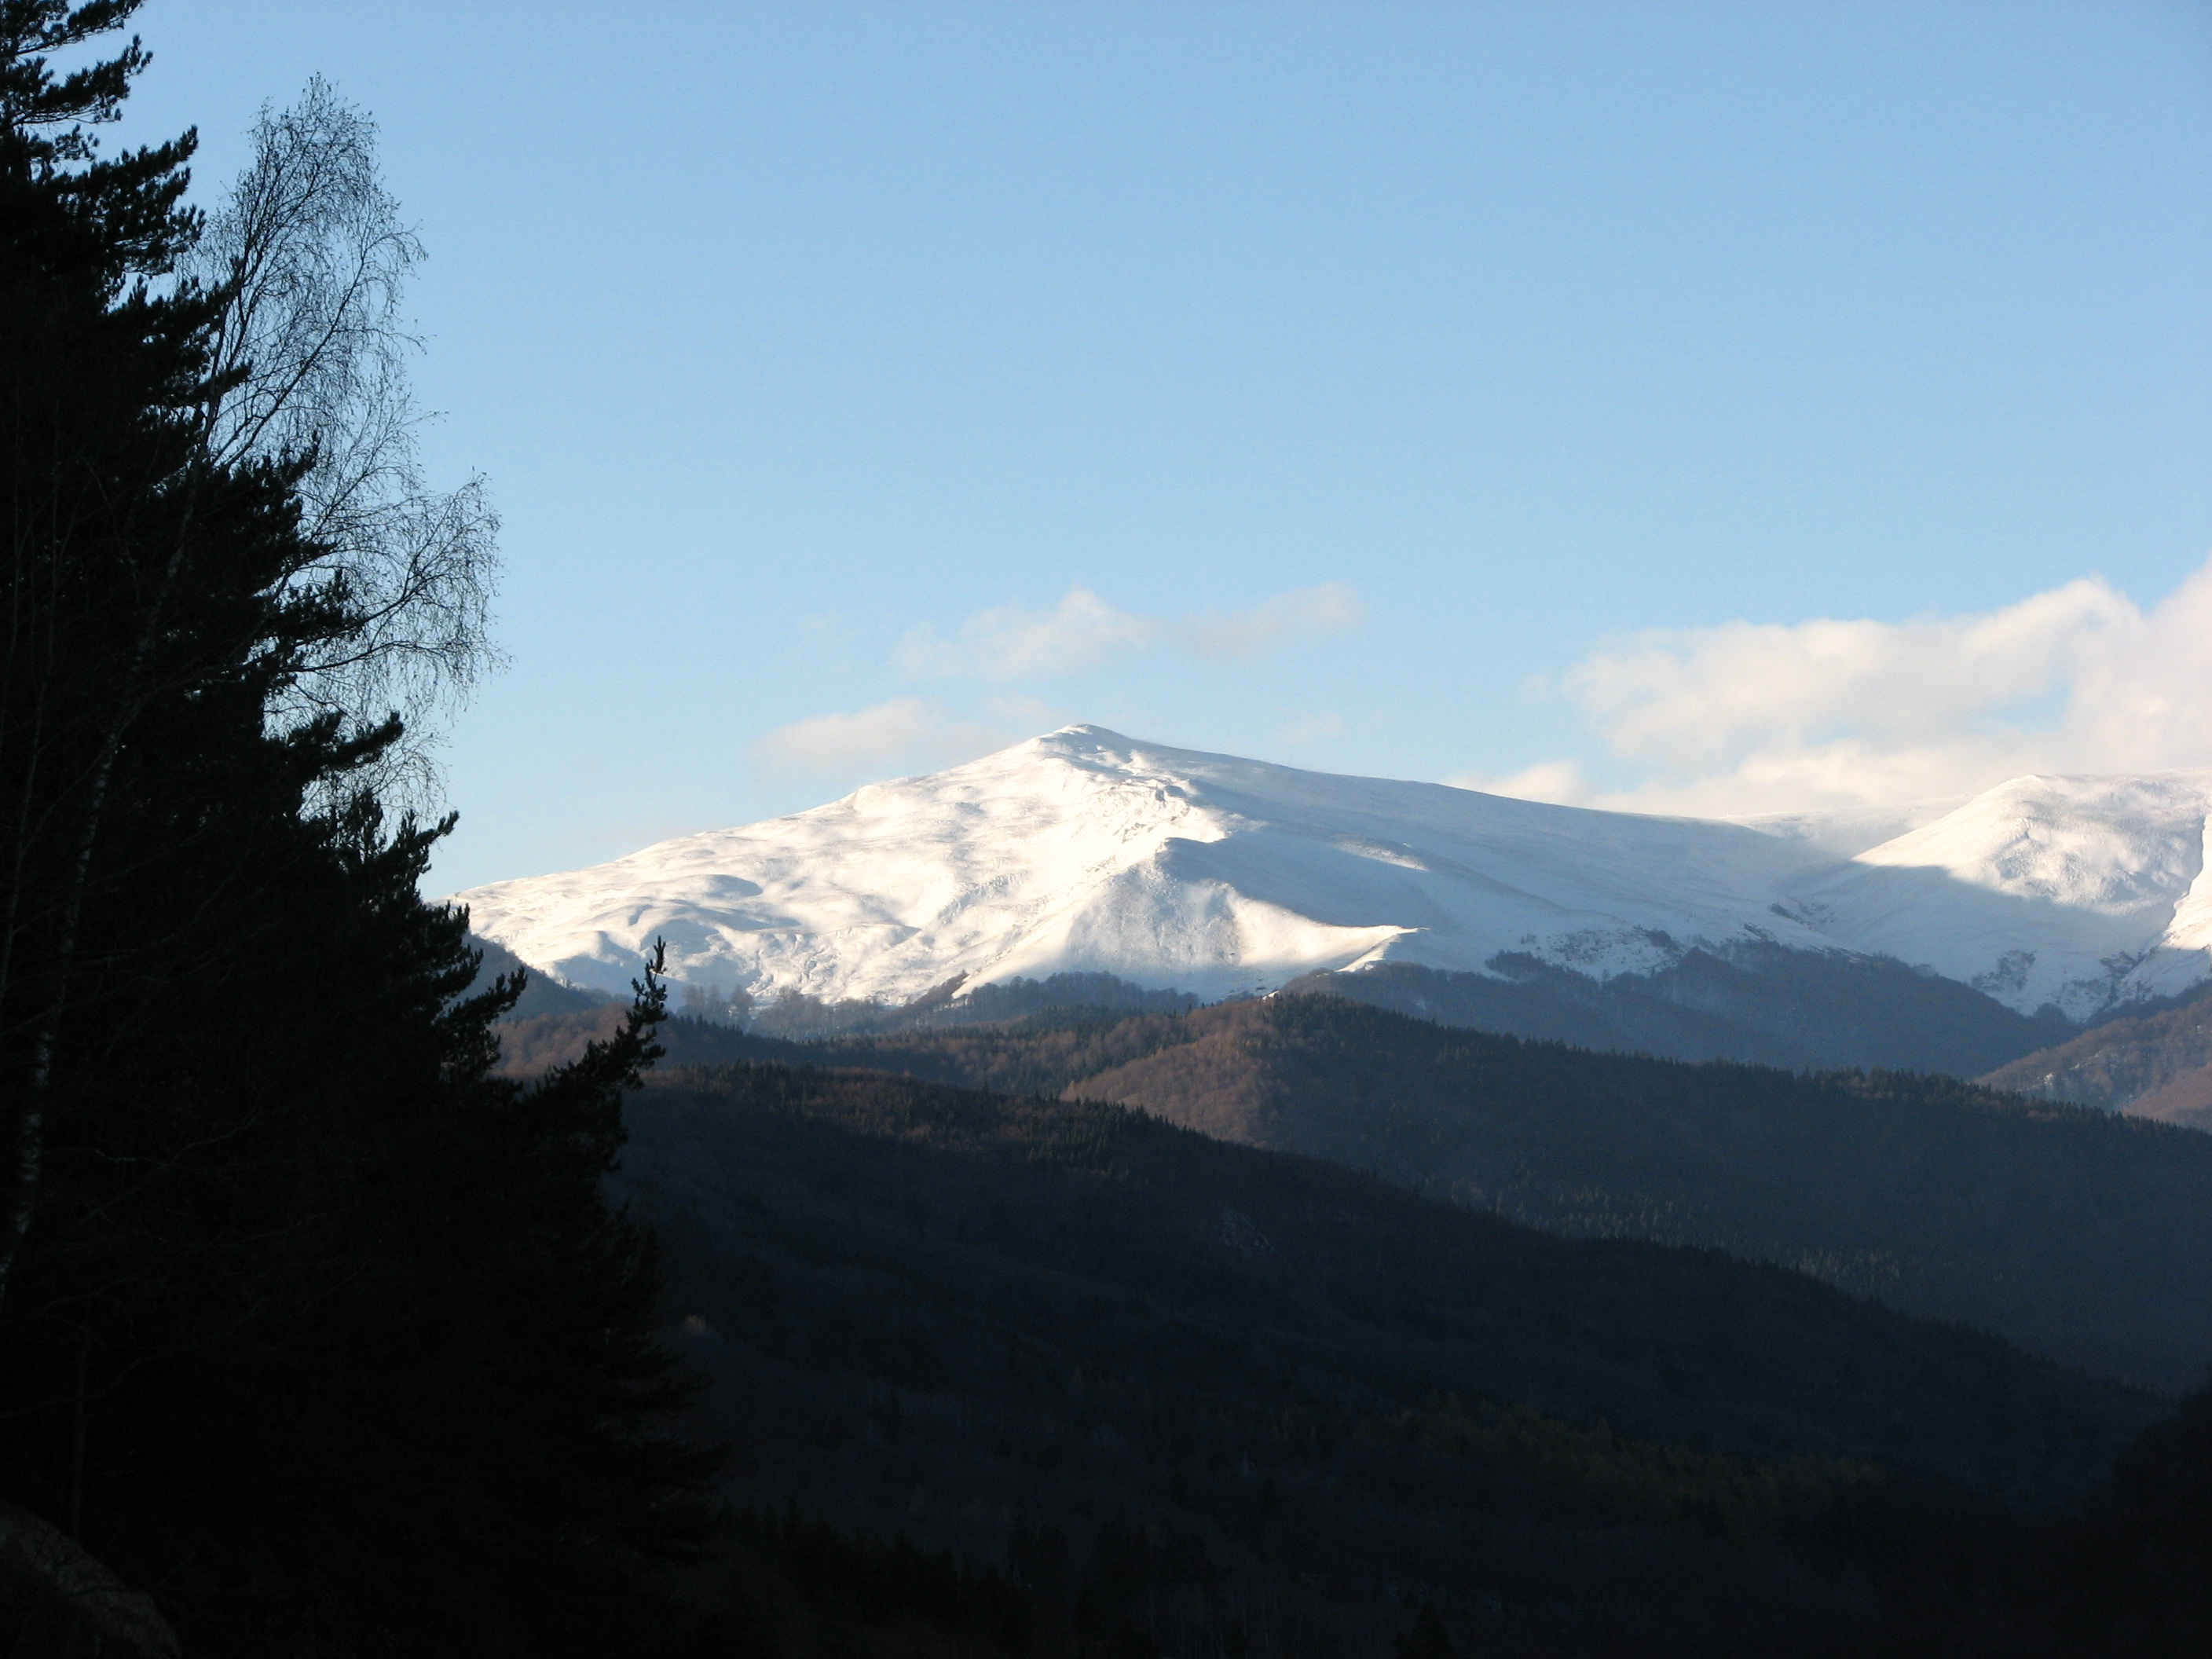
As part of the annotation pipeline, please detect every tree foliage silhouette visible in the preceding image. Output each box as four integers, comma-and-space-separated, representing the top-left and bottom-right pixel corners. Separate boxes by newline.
0, 4, 710, 1651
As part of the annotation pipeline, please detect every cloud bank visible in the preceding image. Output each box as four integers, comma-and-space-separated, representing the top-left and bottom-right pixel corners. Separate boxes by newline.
899, 583, 1362, 681
758, 581, 1361, 783
753, 698, 1011, 777
1459, 555, 2212, 816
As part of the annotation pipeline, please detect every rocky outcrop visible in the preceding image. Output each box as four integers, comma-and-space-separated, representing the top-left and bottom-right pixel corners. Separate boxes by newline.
0, 1501, 178, 1658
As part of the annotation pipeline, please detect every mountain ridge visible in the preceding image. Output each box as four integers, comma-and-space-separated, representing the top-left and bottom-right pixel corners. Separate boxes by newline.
452, 727, 2212, 1046
500, 991, 2212, 1391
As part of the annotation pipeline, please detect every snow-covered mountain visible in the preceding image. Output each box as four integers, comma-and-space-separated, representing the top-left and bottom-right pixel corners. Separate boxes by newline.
451, 726, 2212, 1024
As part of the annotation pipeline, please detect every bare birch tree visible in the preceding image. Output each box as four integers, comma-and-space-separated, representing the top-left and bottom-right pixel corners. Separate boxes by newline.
190, 77, 503, 805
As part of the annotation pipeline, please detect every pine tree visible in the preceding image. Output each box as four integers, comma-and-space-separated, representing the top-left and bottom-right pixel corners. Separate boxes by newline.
1, 5, 714, 1650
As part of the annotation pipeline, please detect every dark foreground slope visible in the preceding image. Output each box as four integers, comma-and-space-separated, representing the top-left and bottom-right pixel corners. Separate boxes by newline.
621, 1062, 2159, 1658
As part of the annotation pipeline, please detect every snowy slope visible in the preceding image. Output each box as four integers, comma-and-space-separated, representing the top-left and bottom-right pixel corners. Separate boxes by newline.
450, 727, 2212, 1020
1785, 772, 2212, 1018
1725, 798, 1970, 861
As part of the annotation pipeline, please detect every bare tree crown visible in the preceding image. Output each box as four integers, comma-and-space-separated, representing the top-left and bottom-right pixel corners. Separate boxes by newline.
192, 78, 504, 805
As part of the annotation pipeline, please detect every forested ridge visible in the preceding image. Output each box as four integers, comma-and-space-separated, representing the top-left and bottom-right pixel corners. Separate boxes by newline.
1276, 949, 2075, 1077
506, 994, 2212, 1651
1983, 980, 2212, 1130
509, 989, 2212, 1390
623, 1060, 2208, 1657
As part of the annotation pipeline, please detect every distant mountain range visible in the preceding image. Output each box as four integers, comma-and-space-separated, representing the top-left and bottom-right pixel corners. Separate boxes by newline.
452, 727, 2212, 1078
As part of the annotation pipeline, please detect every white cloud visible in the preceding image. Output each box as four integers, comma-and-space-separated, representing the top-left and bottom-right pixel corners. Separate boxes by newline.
1477, 555, 2212, 816
1184, 584, 1364, 660
1448, 759, 1598, 806
1278, 712, 1346, 746
752, 698, 1008, 777
899, 583, 1362, 681
899, 588, 1155, 680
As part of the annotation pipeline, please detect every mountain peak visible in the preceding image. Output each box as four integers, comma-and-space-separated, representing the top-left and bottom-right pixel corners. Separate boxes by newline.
452, 735, 2212, 1020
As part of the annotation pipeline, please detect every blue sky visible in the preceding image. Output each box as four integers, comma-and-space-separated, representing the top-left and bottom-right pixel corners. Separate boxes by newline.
119, 2, 2212, 892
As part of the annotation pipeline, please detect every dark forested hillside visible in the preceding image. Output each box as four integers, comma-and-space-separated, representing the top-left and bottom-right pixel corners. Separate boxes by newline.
500, 938, 2077, 1076
1284, 949, 2075, 1076
507, 992, 2212, 1393
622, 1061, 2165, 1658
1051, 998, 2212, 1393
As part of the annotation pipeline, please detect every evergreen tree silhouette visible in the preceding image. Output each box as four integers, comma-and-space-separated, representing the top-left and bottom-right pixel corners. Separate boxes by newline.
1395, 1603, 1458, 1659
0, 5, 713, 1651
